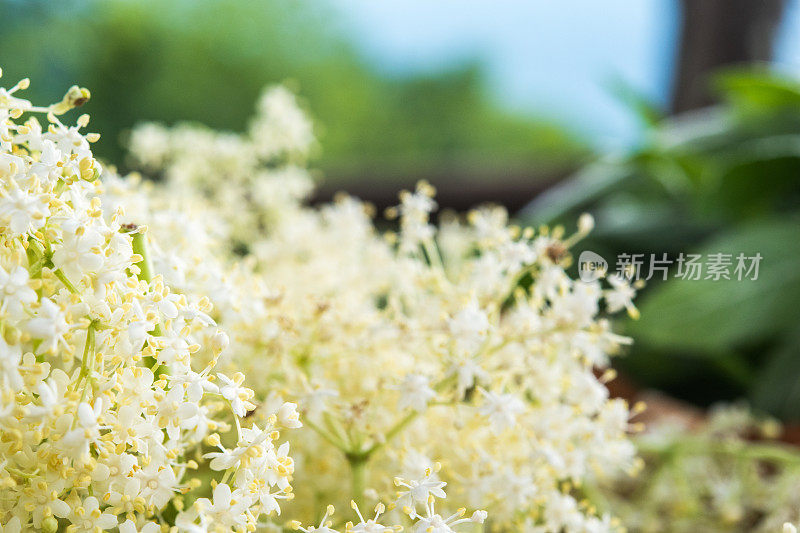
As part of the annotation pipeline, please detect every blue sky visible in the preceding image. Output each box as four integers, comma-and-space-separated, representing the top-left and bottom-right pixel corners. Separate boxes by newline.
331, 0, 800, 148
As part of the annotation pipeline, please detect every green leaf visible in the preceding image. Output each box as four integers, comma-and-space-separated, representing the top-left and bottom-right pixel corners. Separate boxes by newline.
714, 68, 800, 113
519, 159, 636, 225
606, 74, 666, 128
627, 218, 800, 354
750, 328, 800, 420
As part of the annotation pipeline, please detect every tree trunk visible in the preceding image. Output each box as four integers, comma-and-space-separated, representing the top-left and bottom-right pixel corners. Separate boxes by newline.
671, 0, 786, 114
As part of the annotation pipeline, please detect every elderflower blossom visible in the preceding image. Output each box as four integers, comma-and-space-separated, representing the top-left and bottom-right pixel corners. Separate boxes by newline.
0, 71, 299, 531
118, 85, 643, 531
290, 467, 486, 533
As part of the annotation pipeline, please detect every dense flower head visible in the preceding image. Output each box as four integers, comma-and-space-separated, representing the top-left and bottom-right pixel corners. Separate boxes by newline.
1, 67, 641, 531
120, 83, 643, 531
0, 71, 298, 531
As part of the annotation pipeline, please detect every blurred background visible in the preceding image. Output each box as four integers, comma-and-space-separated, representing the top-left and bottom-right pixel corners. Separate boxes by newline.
3, 0, 799, 423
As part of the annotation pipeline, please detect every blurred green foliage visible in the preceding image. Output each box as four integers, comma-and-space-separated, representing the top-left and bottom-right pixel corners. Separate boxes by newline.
0, 0, 585, 178
523, 69, 800, 420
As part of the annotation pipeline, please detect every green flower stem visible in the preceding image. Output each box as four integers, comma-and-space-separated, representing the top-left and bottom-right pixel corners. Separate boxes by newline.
347, 453, 368, 511
27, 237, 78, 296
305, 418, 346, 451
73, 321, 97, 423
26, 242, 45, 298
362, 411, 418, 458
129, 229, 165, 373
52, 268, 79, 295
324, 411, 352, 450
500, 262, 539, 308
131, 231, 154, 284
360, 374, 456, 457
72, 321, 97, 394
312, 374, 459, 514
220, 467, 235, 486
422, 238, 446, 273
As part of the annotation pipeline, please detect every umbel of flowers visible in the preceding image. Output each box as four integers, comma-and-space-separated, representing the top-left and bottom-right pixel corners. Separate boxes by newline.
119, 82, 644, 530
0, 72, 489, 532
0, 72, 301, 531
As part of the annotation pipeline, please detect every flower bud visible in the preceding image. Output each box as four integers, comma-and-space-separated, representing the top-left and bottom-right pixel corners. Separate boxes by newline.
578, 212, 595, 234
42, 516, 58, 533
211, 330, 230, 354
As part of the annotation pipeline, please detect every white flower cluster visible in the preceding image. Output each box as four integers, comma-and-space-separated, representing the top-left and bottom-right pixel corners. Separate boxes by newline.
600, 404, 800, 533
127, 86, 315, 247
0, 71, 301, 531
121, 84, 642, 531
291, 464, 487, 533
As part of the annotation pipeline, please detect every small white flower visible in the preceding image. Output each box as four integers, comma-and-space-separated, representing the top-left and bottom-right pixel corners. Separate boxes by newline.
249, 86, 314, 159
0, 265, 36, 318
497, 240, 536, 273
577, 213, 595, 234
451, 359, 487, 398
204, 445, 244, 472
0, 337, 23, 391
448, 299, 490, 353
395, 467, 446, 506
60, 401, 103, 460
0, 180, 50, 236
397, 374, 436, 413
210, 329, 229, 353
400, 190, 437, 219
301, 386, 339, 417
137, 463, 178, 509
347, 501, 393, 533
51, 220, 105, 282
605, 274, 638, 318
478, 388, 525, 433
25, 371, 69, 421
0, 516, 21, 533
192, 483, 247, 529
276, 401, 303, 428
170, 367, 218, 403
25, 298, 70, 353
155, 385, 198, 440
217, 372, 255, 417
68, 496, 117, 532
402, 484, 487, 533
